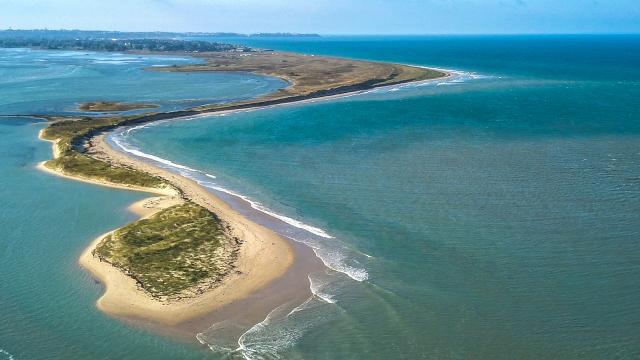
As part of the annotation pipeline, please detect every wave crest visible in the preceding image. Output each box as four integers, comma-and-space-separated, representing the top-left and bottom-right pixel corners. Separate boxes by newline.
0, 348, 15, 360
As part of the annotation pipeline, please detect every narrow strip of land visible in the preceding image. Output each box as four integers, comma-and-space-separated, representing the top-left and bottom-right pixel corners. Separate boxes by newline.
35, 49, 449, 332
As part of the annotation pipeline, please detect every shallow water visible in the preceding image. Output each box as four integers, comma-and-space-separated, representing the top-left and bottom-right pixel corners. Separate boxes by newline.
0, 49, 284, 359
0, 118, 216, 359
122, 35, 640, 359
0, 48, 285, 115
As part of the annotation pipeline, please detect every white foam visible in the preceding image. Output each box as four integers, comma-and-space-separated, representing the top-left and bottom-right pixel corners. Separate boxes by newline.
415, 67, 493, 88
109, 128, 374, 283
112, 137, 197, 172
234, 297, 337, 360
303, 242, 368, 282
195, 320, 244, 355
205, 184, 333, 239
235, 304, 292, 360
361, 67, 489, 95
308, 274, 337, 304
0, 348, 15, 360
198, 290, 344, 358
120, 127, 333, 240
286, 296, 316, 317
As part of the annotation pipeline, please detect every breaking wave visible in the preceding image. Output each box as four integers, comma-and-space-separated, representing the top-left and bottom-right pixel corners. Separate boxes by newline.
111, 119, 372, 358
0, 348, 15, 360
197, 283, 342, 360
103, 73, 468, 356
110, 128, 370, 283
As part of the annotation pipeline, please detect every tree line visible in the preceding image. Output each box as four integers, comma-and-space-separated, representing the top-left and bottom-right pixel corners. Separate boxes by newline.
0, 38, 250, 53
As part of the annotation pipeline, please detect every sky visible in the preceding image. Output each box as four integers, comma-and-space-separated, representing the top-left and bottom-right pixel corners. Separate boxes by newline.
1, 0, 639, 34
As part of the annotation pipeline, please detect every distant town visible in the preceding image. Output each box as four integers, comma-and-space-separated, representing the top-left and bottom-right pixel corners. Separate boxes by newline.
0, 37, 248, 53
0, 29, 321, 53
0, 29, 321, 39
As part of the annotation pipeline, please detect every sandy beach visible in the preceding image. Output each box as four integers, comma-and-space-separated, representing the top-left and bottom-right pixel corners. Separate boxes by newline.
34, 64, 450, 338
83, 135, 301, 326
37, 130, 315, 336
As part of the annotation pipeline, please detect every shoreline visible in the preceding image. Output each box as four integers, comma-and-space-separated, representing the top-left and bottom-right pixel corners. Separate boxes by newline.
38, 127, 313, 336
97, 69, 455, 136
65, 65, 452, 152
72, 135, 300, 328
33, 56, 451, 341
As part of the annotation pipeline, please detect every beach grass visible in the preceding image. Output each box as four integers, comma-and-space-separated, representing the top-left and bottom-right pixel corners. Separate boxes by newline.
40, 116, 167, 188
45, 152, 166, 188
78, 101, 159, 112
38, 52, 446, 192
94, 202, 239, 299
36, 51, 446, 302
159, 51, 447, 100
41, 116, 120, 155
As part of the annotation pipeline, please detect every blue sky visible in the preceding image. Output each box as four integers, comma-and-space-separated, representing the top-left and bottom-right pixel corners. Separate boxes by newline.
1, 0, 639, 34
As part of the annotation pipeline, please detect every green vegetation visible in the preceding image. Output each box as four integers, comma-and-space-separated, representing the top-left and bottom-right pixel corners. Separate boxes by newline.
79, 101, 159, 112
0, 29, 319, 41
0, 37, 247, 53
38, 49, 446, 192
30, 46, 447, 304
41, 115, 120, 152
47, 152, 165, 188
94, 203, 239, 299
41, 115, 238, 299
41, 115, 167, 189
167, 51, 447, 100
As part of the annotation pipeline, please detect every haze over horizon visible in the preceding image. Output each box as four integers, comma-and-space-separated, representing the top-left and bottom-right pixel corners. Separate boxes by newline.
2, 0, 639, 35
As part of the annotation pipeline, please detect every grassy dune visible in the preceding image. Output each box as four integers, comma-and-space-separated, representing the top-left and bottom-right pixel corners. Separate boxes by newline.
79, 101, 159, 112
39, 52, 445, 191
158, 51, 446, 100
40, 116, 167, 189
37, 50, 446, 301
94, 203, 239, 299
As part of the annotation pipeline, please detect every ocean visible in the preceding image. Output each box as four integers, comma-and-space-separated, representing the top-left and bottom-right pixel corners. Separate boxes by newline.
2, 36, 640, 359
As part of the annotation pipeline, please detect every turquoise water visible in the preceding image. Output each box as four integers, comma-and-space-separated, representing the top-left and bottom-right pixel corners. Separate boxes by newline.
119, 36, 640, 359
0, 118, 213, 359
2, 37, 640, 359
0, 48, 285, 115
0, 49, 284, 359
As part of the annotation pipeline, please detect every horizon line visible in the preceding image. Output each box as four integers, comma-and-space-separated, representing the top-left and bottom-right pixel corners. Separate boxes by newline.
2, 28, 640, 37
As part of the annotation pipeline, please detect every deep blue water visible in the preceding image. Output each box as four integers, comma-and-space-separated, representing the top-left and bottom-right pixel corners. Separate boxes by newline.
120, 35, 640, 359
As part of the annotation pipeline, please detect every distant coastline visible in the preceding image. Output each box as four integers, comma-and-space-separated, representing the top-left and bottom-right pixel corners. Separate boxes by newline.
0, 29, 321, 39
33, 44, 449, 338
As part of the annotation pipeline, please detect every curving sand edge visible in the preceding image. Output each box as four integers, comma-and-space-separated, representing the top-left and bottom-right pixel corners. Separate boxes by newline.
37, 136, 295, 327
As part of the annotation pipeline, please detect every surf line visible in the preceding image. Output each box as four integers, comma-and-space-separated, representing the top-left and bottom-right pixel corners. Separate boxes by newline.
0, 348, 15, 360
108, 128, 373, 283
110, 132, 334, 239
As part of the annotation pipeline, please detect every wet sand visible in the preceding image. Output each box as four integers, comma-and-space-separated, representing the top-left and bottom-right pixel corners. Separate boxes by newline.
37, 133, 324, 344
36, 68, 452, 343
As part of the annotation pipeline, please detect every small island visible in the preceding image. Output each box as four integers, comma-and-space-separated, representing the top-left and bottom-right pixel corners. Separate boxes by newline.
79, 101, 159, 112
94, 202, 240, 301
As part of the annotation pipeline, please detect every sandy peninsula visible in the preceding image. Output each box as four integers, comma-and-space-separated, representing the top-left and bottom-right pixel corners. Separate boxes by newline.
48, 134, 295, 326
34, 48, 449, 338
